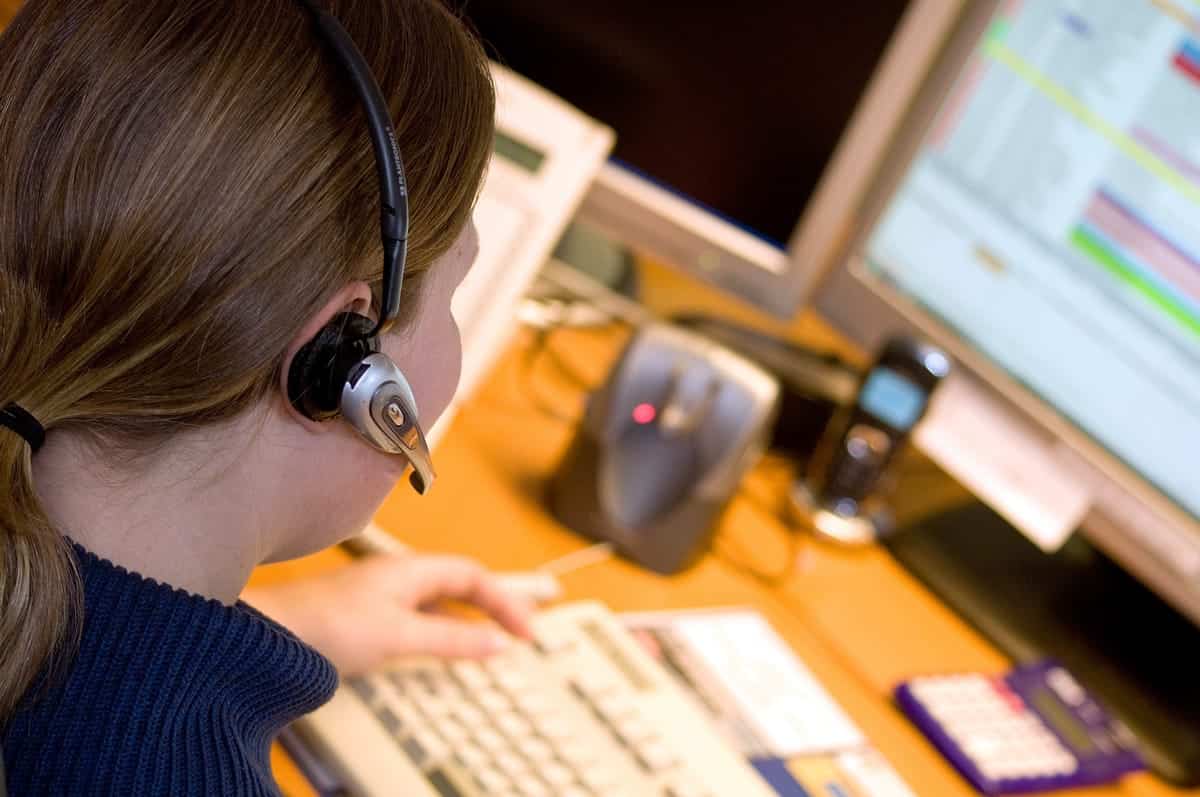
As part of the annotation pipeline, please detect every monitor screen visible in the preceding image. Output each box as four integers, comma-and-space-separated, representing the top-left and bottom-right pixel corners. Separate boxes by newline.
463, 1, 908, 244
863, 0, 1200, 521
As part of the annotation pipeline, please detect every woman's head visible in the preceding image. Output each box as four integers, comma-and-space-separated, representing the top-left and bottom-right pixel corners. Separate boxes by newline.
0, 0, 493, 718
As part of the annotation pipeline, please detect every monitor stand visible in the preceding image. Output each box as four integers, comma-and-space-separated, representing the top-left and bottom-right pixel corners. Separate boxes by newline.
884, 501, 1200, 787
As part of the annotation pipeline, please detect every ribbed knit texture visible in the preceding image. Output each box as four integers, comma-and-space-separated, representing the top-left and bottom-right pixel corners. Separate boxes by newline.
3, 544, 338, 796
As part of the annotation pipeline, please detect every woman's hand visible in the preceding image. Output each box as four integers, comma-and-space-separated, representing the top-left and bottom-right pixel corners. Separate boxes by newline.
243, 554, 535, 677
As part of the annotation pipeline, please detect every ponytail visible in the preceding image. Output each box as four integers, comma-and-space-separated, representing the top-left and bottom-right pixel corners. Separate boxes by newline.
0, 428, 80, 722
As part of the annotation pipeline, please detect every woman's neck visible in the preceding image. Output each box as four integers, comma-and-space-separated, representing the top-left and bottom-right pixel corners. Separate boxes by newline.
32, 423, 272, 604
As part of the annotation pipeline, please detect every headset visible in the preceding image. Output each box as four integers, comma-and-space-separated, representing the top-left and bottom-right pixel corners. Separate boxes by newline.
286, 0, 435, 494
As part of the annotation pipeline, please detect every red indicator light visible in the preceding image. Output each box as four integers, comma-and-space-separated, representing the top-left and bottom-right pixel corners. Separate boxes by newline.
632, 402, 657, 425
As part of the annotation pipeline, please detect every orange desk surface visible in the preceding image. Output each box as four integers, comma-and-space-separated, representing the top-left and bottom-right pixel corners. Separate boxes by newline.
254, 319, 1184, 797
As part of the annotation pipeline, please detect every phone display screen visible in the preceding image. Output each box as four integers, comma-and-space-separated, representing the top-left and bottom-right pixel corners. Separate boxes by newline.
859, 367, 927, 431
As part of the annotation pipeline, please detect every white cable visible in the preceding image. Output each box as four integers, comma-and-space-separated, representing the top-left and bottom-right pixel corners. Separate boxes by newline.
537, 541, 615, 577
341, 523, 410, 557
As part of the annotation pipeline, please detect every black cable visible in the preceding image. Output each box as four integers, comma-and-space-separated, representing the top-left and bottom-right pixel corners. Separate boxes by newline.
714, 535, 801, 589
517, 327, 582, 425
540, 335, 599, 392
512, 318, 631, 425
714, 485, 898, 702
713, 472, 807, 588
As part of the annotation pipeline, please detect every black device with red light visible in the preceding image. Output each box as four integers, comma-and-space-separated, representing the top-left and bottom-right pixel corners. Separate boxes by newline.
549, 323, 779, 573
631, 402, 657, 425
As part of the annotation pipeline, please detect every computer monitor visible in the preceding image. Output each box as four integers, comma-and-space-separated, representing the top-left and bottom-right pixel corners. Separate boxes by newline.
528, 2, 910, 319
799, 0, 1200, 627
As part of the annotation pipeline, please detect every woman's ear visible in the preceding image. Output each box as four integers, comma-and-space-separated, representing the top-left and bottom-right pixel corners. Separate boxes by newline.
278, 281, 374, 429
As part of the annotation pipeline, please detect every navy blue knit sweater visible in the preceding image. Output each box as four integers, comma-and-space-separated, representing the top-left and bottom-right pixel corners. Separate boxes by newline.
3, 544, 338, 795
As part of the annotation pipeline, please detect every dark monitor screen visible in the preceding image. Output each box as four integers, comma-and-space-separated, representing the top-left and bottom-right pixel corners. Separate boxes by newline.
464, 1, 910, 245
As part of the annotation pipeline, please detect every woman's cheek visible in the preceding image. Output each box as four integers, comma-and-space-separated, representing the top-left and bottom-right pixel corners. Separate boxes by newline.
425, 317, 463, 425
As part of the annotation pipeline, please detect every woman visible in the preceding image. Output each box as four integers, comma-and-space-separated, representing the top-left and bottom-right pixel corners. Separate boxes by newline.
0, 1, 531, 793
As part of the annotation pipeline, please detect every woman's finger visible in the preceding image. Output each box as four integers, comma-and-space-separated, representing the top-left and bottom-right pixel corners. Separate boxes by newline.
400, 555, 535, 640
390, 613, 512, 660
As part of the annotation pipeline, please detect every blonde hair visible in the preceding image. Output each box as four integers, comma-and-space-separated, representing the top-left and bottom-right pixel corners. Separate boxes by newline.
0, 0, 494, 720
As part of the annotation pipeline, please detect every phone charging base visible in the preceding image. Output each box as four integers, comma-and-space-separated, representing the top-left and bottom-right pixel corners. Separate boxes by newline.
788, 481, 893, 546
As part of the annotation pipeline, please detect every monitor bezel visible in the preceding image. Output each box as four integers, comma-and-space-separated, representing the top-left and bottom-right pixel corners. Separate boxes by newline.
803, 0, 1200, 622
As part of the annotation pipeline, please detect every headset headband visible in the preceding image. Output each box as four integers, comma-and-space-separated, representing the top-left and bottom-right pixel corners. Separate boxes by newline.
296, 0, 409, 336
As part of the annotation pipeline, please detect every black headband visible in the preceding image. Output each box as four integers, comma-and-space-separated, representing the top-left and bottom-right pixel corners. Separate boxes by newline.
295, 0, 410, 337
0, 404, 45, 453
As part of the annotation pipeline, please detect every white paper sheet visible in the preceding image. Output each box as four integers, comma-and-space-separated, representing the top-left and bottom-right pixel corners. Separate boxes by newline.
915, 376, 1092, 553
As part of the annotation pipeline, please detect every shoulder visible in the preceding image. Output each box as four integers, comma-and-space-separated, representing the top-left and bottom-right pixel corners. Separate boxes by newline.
2, 544, 335, 796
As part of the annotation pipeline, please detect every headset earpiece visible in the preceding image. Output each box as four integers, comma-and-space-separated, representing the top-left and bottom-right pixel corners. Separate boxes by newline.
286, 311, 437, 493
287, 312, 377, 420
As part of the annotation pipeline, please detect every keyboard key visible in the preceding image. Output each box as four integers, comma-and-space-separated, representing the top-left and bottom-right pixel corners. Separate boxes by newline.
514, 774, 552, 796
557, 739, 601, 768
636, 738, 678, 772
402, 732, 439, 768
485, 653, 518, 674
429, 670, 461, 693
614, 715, 655, 746
665, 782, 708, 797
495, 751, 530, 778
475, 688, 510, 714
541, 761, 576, 787
580, 765, 620, 792
427, 767, 473, 797
494, 711, 533, 738
560, 787, 593, 797
474, 726, 508, 753
455, 741, 491, 770
452, 661, 492, 690
512, 691, 557, 718
432, 683, 467, 708
436, 718, 471, 745
535, 715, 574, 741
346, 676, 376, 703
474, 766, 510, 793
453, 702, 487, 729
593, 693, 636, 723
492, 668, 529, 693
533, 633, 574, 656
518, 737, 555, 762
412, 668, 441, 693
572, 671, 617, 698
374, 706, 404, 737
384, 670, 408, 694
412, 691, 453, 719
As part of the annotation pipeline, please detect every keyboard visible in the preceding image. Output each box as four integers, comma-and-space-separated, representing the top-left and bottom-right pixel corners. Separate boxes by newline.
292, 601, 776, 797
